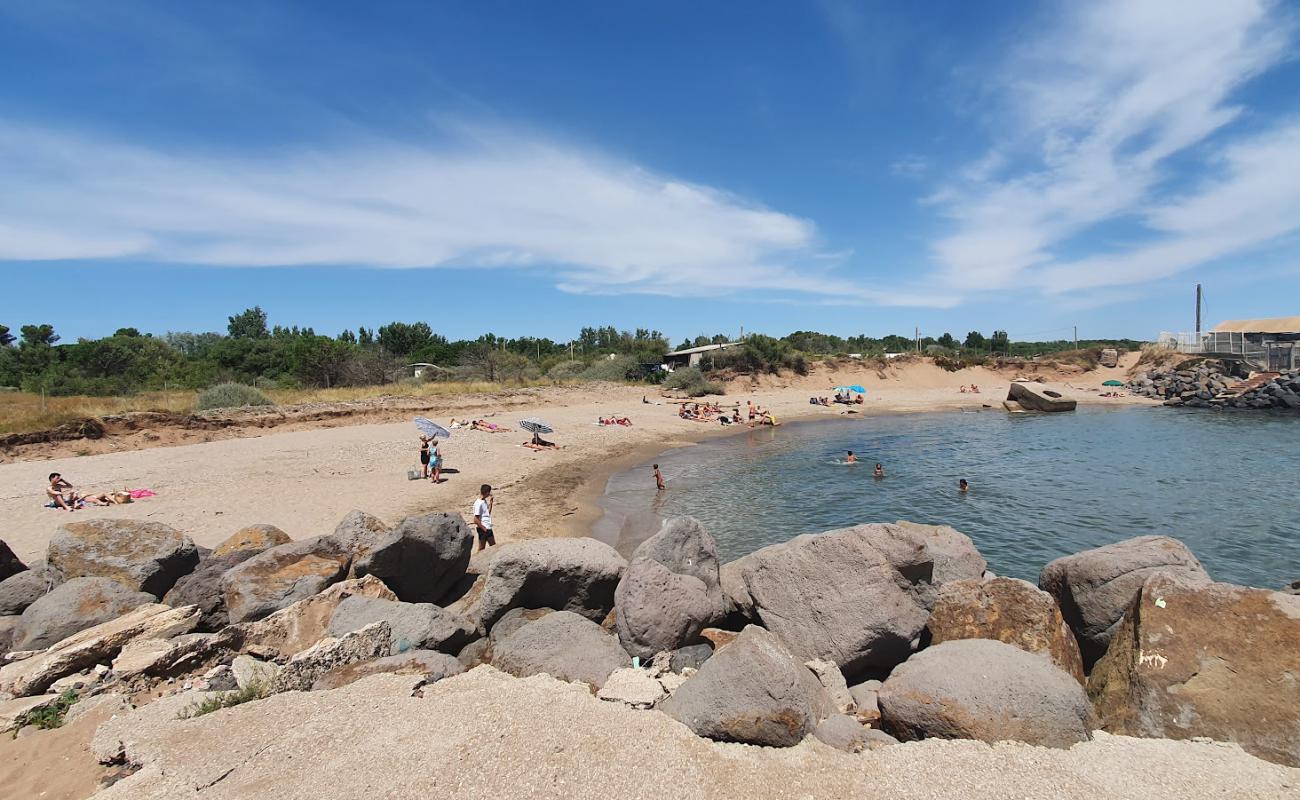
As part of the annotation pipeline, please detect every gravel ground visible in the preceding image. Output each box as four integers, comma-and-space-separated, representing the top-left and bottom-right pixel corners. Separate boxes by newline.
91, 667, 1299, 800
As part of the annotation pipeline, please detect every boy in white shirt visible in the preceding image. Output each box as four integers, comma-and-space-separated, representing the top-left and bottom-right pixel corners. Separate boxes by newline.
472, 484, 497, 550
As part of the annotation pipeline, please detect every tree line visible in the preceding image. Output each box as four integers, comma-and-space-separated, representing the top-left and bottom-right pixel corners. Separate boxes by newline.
0, 312, 1142, 397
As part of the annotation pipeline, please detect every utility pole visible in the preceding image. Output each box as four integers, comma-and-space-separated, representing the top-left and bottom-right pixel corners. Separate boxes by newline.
1195, 283, 1202, 336
915, 327, 920, 353
1073, 326, 1078, 349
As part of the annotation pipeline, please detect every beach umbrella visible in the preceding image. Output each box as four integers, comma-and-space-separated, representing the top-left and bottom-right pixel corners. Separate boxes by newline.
1102, 380, 1124, 387
835, 385, 867, 394
519, 417, 554, 435
414, 417, 451, 439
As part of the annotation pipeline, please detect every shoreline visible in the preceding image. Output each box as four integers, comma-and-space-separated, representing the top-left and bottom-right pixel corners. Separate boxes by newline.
0, 358, 1157, 564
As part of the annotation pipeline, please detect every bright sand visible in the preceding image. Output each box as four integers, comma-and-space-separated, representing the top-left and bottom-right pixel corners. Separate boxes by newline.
0, 357, 1149, 564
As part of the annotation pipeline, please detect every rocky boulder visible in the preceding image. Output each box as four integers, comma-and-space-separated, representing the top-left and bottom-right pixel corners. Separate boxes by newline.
812, 714, 896, 753
0, 564, 55, 616
15, 577, 155, 651
47, 519, 199, 598
328, 596, 476, 655
488, 607, 553, 645
879, 639, 1093, 748
269, 622, 391, 693
614, 517, 725, 660
720, 523, 984, 680
339, 512, 473, 604
1089, 574, 1300, 768
212, 524, 291, 558
659, 625, 832, 747
236, 575, 396, 658
162, 550, 261, 631
221, 536, 352, 624
0, 603, 200, 696
312, 649, 464, 691
491, 610, 629, 690
0, 615, 20, 654
472, 538, 626, 631
927, 577, 1085, 683
1039, 536, 1210, 666
0, 540, 25, 582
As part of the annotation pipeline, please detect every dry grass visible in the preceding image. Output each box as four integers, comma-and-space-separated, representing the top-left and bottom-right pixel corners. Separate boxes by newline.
0, 380, 555, 436
1129, 343, 1181, 375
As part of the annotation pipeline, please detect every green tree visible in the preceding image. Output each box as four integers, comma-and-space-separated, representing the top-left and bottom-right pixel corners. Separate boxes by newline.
114, 327, 142, 338
964, 331, 987, 350
227, 307, 269, 339
377, 322, 436, 356
990, 330, 1010, 352
20, 324, 59, 346
937, 332, 957, 349
0, 324, 15, 347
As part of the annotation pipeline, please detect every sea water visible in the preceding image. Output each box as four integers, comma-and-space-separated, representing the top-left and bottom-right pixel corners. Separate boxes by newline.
594, 406, 1300, 589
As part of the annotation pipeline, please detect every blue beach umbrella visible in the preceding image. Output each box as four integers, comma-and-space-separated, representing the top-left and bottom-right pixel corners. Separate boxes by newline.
835, 385, 867, 394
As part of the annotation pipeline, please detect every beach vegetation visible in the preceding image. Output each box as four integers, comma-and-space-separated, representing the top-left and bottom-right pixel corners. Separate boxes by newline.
196, 382, 276, 411
664, 367, 724, 396
182, 682, 269, 718
13, 690, 79, 733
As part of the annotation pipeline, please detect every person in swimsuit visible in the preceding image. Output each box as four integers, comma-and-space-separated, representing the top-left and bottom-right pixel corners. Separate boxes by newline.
46, 473, 80, 510
429, 438, 443, 483
873, 463, 885, 478
959, 478, 970, 493
653, 464, 665, 491
846, 451, 857, 464
418, 435, 432, 479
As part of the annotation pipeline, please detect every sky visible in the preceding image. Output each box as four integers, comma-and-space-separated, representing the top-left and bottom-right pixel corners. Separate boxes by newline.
2, 0, 1299, 344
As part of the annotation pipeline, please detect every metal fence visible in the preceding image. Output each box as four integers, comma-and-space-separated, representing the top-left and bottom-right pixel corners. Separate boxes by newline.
1157, 331, 1281, 369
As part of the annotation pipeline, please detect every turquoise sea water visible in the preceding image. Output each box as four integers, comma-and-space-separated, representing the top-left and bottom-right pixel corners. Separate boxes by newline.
594, 406, 1300, 589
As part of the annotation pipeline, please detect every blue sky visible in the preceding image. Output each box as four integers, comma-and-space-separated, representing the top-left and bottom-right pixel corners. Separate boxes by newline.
2, 0, 1298, 343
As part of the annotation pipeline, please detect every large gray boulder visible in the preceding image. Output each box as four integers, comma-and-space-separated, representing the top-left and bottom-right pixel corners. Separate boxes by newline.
615, 517, 725, 659
269, 622, 391, 693
221, 536, 352, 624
15, 577, 155, 651
659, 624, 832, 747
1039, 536, 1210, 666
47, 519, 199, 598
311, 649, 464, 691
491, 610, 629, 690
162, 550, 260, 631
0, 563, 55, 616
720, 522, 984, 680
472, 538, 627, 630
337, 511, 473, 604
327, 595, 476, 655
0, 540, 25, 582
879, 639, 1093, 748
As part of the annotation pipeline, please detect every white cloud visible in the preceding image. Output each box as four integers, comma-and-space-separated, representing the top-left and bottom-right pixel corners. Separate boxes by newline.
926, 0, 1297, 296
0, 123, 956, 308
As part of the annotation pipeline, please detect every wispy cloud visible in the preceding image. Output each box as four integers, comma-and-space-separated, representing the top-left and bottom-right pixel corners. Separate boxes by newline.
890, 154, 929, 178
0, 123, 955, 307
926, 0, 1298, 297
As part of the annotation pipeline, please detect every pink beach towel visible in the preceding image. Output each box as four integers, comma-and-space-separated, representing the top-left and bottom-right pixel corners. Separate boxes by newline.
128, 488, 156, 499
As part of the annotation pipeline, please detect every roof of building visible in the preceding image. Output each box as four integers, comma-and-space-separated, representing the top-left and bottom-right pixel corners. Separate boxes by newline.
664, 342, 737, 357
1211, 317, 1300, 334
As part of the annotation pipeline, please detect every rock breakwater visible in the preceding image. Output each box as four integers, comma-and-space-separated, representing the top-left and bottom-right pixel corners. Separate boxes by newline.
1128, 363, 1300, 410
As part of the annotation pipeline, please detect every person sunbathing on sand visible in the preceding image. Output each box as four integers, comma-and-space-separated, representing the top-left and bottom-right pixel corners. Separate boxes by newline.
523, 433, 561, 450
472, 419, 508, 433
81, 490, 133, 506
46, 473, 80, 510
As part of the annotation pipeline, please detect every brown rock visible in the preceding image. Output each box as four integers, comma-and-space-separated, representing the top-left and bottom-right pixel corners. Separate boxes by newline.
699, 628, 738, 650
927, 577, 1085, 683
311, 649, 463, 691
212, 524, 291, 558
1089, 574, 1300, 768
237, 575, 396, 658
221, 536, 352, 624
47, 519, 199, 598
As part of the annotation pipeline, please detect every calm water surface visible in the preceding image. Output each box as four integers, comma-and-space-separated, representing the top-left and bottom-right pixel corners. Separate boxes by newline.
595, 406, 1300, 589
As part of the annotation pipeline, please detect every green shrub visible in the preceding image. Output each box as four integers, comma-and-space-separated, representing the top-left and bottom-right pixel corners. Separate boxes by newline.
547, 360, 587, 381
13, 690, 78, 733
664, 367, 724, 397
580, 355, 636, 382
183, 682, 269, 718
196, 382, 275, 411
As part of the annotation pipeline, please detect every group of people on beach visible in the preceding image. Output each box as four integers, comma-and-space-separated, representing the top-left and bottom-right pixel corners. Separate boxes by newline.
958, 384, 981, 393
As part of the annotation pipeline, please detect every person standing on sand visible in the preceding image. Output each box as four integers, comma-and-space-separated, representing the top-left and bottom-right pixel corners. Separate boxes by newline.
418, 435, 432, 479
653, 464, 665, 490
429, 438, 443, 484
472, 484, 497, 550
747, 401, 756, 421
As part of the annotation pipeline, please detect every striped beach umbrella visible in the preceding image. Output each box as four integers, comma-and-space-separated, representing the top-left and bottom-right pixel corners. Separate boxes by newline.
414, 417, 451, 439
518, 417, 554, 435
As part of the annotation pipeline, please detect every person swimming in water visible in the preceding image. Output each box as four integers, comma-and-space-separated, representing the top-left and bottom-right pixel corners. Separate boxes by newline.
845, 450, 857, 464
874, 463, 885, 478
959, 478, 970, 492
653, 464, 665, 491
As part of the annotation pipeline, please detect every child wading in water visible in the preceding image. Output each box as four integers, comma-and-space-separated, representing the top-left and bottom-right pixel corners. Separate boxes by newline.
653, 464, 665, 491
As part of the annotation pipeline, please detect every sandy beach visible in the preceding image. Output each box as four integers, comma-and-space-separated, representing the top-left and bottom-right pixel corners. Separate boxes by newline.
0, 357, 1148, 565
